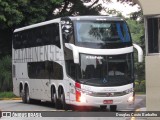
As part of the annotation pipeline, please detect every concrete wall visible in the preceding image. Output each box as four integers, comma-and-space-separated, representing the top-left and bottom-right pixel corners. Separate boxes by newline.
145, 55, 160, 111
134, 0, 160, 16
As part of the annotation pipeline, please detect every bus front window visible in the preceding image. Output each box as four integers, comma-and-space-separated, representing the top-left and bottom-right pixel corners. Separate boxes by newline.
74, 21, 132, 49
77, 53, 134, 86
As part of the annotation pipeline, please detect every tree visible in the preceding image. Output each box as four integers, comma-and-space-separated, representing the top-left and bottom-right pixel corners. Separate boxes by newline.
0, 55, 12, 91
126, 13, 145, 82
0, 0, 63, 29
54, 0, 103, 17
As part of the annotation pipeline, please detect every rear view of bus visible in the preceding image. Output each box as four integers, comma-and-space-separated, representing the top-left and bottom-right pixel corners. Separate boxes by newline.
62, 16, 142, 111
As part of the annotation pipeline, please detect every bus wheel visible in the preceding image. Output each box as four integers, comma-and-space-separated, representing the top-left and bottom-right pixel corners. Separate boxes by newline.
60, 92, 68, 110
110, 105, 117, 111
51, 92, 57, 106
22, 91, 26, 103
52, 91, 61, 109
25, 86, 30, 103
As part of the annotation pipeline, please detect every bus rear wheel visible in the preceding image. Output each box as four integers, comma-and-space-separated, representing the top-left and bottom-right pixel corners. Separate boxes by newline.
51, 90, 61, 109
24, 86, 35, 104
25, 86, 30, 103
60, 92, 69, 110
22, 91, 26, 103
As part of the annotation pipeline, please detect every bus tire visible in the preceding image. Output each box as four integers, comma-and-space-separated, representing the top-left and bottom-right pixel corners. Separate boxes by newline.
55, 98, 61, 110
60, 92, 69, 110
22, 91, 26, 103
51, 87, 61, 109
52, 92, 60, 109
25, 86, 34, 104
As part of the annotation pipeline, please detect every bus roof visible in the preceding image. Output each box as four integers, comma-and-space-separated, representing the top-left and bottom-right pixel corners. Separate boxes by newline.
14, 16, 124, 33
14, 18, 61, 33
65, 15, 124, 21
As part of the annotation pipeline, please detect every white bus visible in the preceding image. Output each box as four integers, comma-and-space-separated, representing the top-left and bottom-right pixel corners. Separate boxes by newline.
12, 16, 143, 111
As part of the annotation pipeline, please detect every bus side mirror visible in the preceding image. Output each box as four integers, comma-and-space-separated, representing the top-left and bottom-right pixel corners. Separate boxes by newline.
133, 43, 143, 63
62, 25, 73, 43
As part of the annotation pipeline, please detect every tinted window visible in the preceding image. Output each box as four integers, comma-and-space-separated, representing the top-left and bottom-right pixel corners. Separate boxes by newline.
77, 53, 134, 86
74, 21, 132, 49
64, 48, 77, 79
13, 23, 60, 49
75, 21, 130, 43
28, 61, 63, 79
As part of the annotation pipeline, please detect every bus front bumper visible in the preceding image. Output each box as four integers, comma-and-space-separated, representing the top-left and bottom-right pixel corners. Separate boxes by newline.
67, 92, 134, 109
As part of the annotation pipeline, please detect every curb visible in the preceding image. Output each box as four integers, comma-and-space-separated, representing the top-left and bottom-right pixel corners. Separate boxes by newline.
0, 98, 21, 100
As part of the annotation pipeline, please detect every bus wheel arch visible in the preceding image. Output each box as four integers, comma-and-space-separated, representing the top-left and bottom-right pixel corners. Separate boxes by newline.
19, 82, 23, 97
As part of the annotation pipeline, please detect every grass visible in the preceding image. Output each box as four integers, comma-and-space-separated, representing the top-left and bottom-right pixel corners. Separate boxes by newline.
0, 91, 18, 99
135, 92, 146, 95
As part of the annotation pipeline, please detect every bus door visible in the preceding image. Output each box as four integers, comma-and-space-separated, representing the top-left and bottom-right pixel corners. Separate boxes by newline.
67, 63, 77, 102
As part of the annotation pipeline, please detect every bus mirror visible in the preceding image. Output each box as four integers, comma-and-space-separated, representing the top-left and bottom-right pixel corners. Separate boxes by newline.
133, 43, 143, 62
62, 24, 73, 43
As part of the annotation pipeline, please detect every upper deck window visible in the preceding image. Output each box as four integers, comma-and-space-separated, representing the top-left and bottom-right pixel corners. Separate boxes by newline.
74, 21, 131, 49
13, 23, 60, 49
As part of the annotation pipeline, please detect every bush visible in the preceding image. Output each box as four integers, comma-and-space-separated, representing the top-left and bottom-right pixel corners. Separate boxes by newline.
0, 55, 12, 91
0, 92, 17, 98
134, 80, 146, 93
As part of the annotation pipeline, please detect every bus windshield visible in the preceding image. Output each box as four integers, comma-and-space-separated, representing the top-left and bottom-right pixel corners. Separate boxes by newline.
74, 21, 131, 49
77, 53, 134, 86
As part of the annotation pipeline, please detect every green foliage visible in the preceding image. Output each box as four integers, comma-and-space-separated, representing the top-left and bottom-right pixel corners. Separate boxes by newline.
55, 0, 101, 17
0, 55, 12, 91
127, 19, 144, 44
0, 92, 17, 98
0, 0, 63, 28
135, 80, 146, 93
127, 19, 145, 80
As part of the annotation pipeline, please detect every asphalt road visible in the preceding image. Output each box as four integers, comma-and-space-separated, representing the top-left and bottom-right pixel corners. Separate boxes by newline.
0, 95, 146, 111
0, 95, 146, 120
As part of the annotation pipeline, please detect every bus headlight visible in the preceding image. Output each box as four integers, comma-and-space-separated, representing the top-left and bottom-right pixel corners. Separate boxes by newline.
128, 96, 134, 102
79, 95, 86, 103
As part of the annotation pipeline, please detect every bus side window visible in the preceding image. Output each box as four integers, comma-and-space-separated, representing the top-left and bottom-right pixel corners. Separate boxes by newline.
53, 62, 63, 79
28, 29, 34, 47
13, 33, 18, 49
22, 31, 28, 48
48, 23, 60, 48
43, 25, 50, 45
28, 61, 63, 80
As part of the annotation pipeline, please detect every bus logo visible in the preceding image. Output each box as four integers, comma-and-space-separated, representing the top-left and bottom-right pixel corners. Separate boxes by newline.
86, 56, 103, 60
103, 78, 107, 83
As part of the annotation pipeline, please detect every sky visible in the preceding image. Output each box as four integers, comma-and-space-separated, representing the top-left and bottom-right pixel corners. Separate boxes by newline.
85, 0, 141, 17
101, 0, 140, 17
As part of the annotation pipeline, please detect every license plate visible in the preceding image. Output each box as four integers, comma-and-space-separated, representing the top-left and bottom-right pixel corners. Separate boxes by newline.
103, 100, 113, 104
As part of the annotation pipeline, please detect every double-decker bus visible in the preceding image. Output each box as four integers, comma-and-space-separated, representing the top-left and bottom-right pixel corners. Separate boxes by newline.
12, 16, 143, 111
